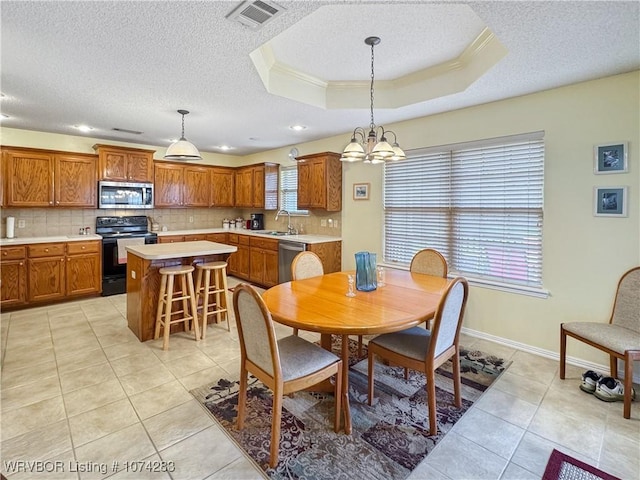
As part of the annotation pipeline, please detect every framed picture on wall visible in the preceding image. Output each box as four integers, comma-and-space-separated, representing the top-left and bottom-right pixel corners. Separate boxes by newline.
353, 183, 370, 200
593, 186, 628, 217
594, 142, 628, 174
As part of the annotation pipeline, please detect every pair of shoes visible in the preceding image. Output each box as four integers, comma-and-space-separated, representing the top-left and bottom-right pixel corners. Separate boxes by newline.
580, 370, 602, 394
594, 376, 637, 402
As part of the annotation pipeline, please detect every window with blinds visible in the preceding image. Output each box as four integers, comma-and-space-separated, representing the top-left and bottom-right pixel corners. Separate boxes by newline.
280, 165, 308, 215
384, 131, 545, 292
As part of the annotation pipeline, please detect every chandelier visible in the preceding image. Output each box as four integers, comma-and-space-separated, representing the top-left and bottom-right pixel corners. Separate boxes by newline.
341, 37, 405, 164
164, 109, 202, 161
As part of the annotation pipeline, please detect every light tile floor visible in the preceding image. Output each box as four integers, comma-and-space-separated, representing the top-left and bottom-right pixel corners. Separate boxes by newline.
1, 279, 638, 480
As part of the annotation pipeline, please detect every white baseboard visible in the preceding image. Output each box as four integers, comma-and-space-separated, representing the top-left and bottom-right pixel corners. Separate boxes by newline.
461, 326, 640, 384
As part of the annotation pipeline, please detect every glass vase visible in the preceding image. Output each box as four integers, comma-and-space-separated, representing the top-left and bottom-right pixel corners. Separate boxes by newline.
355, 251, 378, 292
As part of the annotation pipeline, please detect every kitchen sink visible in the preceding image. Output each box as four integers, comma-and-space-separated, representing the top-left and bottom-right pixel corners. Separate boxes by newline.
267, 231, 291, 236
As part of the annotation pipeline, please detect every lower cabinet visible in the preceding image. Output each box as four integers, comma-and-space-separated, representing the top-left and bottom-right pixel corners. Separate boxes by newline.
1, 240, 101, 308
0, 246, 27, 307
227, 233, 250, 280
248, 237, 279, 287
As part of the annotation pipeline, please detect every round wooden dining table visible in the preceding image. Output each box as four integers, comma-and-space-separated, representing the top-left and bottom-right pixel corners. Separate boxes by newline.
262, 269, 450, 434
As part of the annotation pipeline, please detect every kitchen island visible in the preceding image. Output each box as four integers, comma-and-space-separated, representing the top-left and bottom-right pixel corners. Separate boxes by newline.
125, 240, 237, 342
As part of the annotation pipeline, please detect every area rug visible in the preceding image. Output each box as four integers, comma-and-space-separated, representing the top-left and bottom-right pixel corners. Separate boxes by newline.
191, 338, 509, 480
542, 449, 621, 480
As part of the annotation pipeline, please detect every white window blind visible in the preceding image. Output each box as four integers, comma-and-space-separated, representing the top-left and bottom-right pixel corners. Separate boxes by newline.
280, 166, 308, 215
384, 132, 544, 289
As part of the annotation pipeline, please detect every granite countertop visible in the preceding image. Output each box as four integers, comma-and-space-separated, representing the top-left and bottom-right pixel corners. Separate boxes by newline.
126, 240, 237, 260
157, 228, 341, 245
0, 234, 103, 246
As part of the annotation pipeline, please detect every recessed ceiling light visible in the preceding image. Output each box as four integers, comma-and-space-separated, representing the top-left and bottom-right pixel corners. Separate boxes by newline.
74, 125, 94, 132
0, 114, 9, 120
289, 125, 307, 131
217, 145, 233, 151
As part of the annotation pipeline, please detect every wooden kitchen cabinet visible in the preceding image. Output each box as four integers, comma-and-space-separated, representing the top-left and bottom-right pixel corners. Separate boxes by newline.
234, 163, 279, 210
25, 240, 101, 304
307, 241, 342, 274
296, 152, 342, 211
206, 233, 228, 243
249, 236, 279, 287
159, 235, 185, 243
27, 243, 66, 303
211, 167, 235, 207
55, 154, 98, 207
154, 162, 183, 207
66, 240, 101, 297
154, 161, 210, 207
93, 144, 155, 182
227, 233, 250, 279
2, 147, 97, 208
0, 246, 27, 307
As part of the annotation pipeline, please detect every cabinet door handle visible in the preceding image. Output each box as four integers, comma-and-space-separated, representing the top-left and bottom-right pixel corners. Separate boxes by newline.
45, 249, 49, 252
19, 262, 23, 266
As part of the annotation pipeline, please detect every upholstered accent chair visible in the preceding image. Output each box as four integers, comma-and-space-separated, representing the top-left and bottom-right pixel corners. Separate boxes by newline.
367, 277, 469, 436
560, 266, 640, 419
232, 283, 343, 467
410, 248, 448, 278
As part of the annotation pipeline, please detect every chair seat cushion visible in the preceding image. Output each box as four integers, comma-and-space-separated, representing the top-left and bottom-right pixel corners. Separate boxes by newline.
278, 335, 340, 381
563, 322, 640, 355
370, 326, 432, 362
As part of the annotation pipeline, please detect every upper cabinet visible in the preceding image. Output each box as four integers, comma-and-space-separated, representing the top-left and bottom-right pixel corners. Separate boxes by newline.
154, 161, 211, 207
235, 163, 278, 210
296, 152, 342, 211
2, 147, 97, 208
93, 144, 155, 183
211, 167, 235, 207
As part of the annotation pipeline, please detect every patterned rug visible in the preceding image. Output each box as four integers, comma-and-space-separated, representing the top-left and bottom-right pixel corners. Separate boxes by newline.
191, 338, 509, 480
542, 449, 621, 480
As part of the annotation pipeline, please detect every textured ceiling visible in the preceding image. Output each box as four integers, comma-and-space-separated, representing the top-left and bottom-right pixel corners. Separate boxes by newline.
1, 1, 638, 158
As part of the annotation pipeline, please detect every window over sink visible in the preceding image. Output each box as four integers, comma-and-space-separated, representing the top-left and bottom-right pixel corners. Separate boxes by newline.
280, 165, 308, 216
384, 131, 545, 296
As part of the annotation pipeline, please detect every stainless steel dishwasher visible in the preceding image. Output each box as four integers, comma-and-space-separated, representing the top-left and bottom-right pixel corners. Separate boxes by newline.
278, 240, 307, 283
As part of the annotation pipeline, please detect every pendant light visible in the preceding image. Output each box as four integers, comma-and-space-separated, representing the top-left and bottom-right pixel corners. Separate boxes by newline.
164, 109, 202, 161
341, 37, 405, 164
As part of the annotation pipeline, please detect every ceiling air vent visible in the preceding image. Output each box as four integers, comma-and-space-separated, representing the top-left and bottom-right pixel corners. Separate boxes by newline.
112, 128, 143, 135
226, 0, 285, 30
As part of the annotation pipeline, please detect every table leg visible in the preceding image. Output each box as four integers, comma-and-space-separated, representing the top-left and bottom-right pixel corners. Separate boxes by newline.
341, 334, 352, 434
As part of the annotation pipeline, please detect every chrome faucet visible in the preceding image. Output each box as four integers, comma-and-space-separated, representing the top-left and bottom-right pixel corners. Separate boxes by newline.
275, 209, 297, 235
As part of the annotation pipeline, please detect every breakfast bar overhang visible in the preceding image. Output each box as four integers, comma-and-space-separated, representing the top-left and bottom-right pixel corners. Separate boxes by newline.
125, 240, 237, 342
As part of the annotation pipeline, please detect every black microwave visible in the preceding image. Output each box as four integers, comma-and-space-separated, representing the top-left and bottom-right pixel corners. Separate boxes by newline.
98, 181, 154, 209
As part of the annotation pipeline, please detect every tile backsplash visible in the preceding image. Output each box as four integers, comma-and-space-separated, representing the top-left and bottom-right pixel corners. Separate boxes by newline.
1, 208, 342, 238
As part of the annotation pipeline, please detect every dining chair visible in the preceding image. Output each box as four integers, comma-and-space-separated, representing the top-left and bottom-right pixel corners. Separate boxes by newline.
367, 277, 469, 436
560, 266, 640, 419
410, 248, 448, 278
290, 251, 324, 336
232, 283, 343, 468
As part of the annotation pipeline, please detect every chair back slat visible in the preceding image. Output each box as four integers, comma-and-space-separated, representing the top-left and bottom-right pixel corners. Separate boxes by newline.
430, 278, 468, 358
611, 267, 640, 333
410, 248, 448, 278
234, 285, 280, 377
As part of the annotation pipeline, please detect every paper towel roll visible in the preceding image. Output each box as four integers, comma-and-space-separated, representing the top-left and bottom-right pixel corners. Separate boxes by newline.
6, 217, 15, 239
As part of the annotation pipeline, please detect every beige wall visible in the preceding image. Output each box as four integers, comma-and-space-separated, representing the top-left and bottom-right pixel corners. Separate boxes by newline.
2, 71, 638, 369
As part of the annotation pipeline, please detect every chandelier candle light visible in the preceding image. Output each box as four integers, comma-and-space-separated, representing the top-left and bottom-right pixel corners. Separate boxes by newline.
164, 109, 202, 161
341, 37, 405, 164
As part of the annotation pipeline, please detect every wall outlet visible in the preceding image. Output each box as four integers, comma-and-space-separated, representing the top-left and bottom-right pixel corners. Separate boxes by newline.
320, 219, 327, 227
18, 219, 26, 228
189, 216, 194, 223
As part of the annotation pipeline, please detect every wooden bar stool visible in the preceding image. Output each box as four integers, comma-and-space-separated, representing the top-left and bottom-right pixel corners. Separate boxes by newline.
194, 261, 230, 338
154, 264, 200, 350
